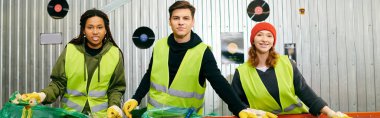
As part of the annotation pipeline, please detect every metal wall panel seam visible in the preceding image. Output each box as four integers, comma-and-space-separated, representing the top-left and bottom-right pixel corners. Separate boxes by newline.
24, 0, 29, 93
122, 1, 130, 100
335, 0, 349, 111
344, 0, 358, 112
326, 0, 340, 110
373, 0, 380, 111
16, 0, 20, 91
363, 0, 376, 111
32, 0, 36, 92
8, 0, 12, 96
317, 0, 330, 106
40, 0, 45, 89
0, 0, 3, 107
353, 0, 367, 112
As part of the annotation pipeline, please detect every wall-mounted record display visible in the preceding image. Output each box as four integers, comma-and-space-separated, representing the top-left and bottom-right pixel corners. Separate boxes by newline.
221, 32, 244, 64
47, 0, 69, 19
132, 27, 155, 49
247, 0, 270, 22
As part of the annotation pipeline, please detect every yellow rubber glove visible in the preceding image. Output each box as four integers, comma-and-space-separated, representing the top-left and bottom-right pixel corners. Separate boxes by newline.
122, 99, 138, 118
246, 108, 277, 118
258, 112, 277, 118
327, 111, 352, 118
239, 109, 257, 118
21, 92, 46, 105
107, 105, 123, 118
264, 112, 277, 118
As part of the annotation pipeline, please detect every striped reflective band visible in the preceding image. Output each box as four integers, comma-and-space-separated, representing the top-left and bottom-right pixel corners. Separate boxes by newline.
151, 82, 204, 100
67, 90, 106, 97
91, 102, 108, 112
272, 100, 303, 114
151, 82, 167, 92
67, 90, 86, 96
62, 97, 82, 112
272, 109, 281, 114
88, 91, 106, 97
62, 97, 108, 113
148, 96, 204, 112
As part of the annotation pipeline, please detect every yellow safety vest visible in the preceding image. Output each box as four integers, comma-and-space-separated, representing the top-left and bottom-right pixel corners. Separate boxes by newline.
237, 55, 308, 114
148, 37, 207, 114
62, 43, 120, 117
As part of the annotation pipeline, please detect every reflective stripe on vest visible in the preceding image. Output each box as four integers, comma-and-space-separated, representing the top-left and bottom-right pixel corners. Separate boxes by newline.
63, 43, 120, 115
66, 89, 107, 98
147, 96, 205, 112
62, 97, 108, 113
88, 91, 107, 98
66, 89, 86, 96
237, 55, 308, 114
271, 99, 304, 114
62, 97, 82, 112
148, 37, 207, 115
92, 102, 109, 113
151, 82, 205, 100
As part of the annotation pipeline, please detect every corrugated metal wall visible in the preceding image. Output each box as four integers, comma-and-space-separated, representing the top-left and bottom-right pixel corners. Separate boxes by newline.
1, 0, 380, 115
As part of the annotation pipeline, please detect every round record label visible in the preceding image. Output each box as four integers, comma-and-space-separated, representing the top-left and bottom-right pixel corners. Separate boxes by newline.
47, 0, 69, 19
132, 27, 155, 49
247, 0, 270, 22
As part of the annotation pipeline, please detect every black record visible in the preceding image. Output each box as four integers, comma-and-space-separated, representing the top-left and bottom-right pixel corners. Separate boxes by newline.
132, 27, 155, 49
247, 0, 270, 22
47, 0, 69, 19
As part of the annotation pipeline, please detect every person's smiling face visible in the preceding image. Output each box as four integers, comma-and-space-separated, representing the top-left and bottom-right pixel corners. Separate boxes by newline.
253, 30, 274, 54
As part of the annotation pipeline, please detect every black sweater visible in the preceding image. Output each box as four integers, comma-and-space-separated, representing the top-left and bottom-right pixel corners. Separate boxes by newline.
231, 60, 328, 116
132, 31, 246, 115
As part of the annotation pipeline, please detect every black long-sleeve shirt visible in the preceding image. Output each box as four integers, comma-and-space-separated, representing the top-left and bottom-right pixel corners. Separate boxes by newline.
231, 59, 328, 116
132, 31, 246, 115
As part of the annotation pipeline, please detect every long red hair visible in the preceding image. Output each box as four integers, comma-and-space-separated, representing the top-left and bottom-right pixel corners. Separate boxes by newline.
248, 46, 279, 67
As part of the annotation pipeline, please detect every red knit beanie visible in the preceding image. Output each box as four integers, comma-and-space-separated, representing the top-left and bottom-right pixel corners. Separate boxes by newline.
250, 22, 276, 46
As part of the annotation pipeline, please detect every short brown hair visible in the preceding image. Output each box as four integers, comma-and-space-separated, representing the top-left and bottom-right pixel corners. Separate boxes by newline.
248, 47, 279, 68
169, 1, 196, 18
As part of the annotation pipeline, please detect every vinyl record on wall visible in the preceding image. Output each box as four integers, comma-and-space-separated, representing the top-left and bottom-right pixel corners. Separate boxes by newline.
247, 0, 270, 22
47, 0, 69, 19
132, 27, 155, 49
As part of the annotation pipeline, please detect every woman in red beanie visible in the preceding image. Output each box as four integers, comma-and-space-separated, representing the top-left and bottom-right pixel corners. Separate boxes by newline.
231, 22, 350, 118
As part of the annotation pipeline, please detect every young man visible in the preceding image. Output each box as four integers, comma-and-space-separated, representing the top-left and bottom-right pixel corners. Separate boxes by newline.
122, 1, 258, 118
